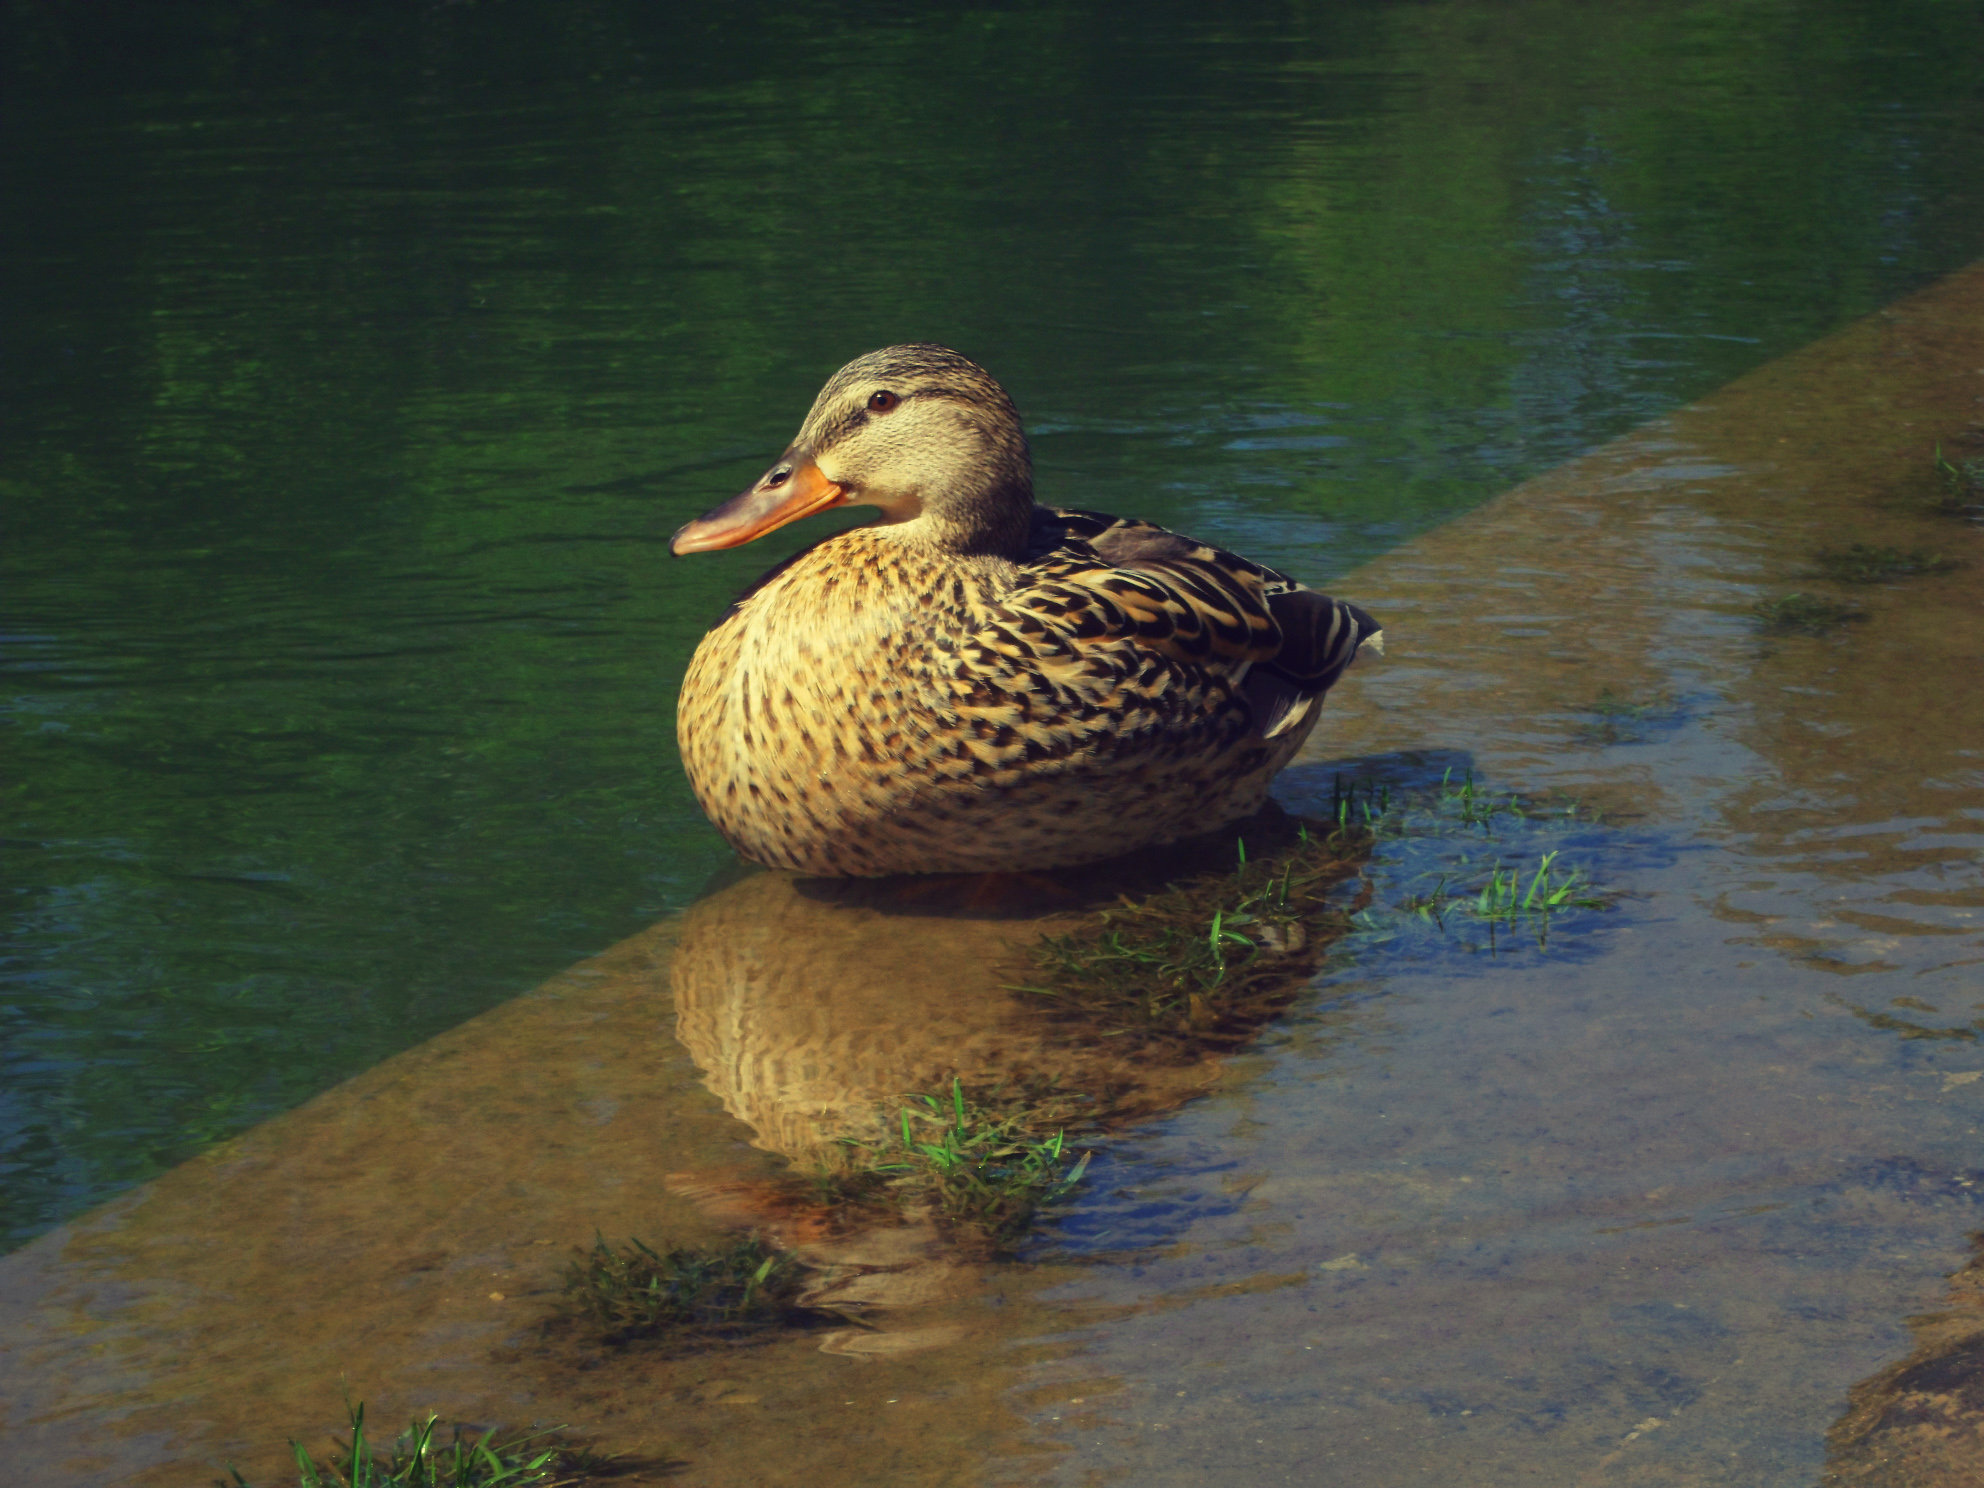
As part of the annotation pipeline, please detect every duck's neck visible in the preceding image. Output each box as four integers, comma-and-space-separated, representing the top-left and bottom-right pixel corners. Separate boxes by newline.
866, 473, 1038, 559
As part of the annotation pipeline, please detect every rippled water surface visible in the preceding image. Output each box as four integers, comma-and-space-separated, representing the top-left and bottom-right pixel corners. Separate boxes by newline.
6, 5, 1984, 1485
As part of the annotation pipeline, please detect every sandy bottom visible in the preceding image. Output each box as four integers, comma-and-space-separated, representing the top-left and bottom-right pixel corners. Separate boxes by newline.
2, 264, 1982, 1487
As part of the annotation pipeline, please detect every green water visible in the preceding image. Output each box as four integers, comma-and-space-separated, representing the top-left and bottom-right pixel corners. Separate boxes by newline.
4, 0, 1983, 1250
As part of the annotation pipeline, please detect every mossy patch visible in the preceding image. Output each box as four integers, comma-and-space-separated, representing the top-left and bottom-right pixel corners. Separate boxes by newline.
559, 1233, 811, 1348
1573, 688, 1683, 746
1751, 592, 1867, 635
1931, 442, 1984, 518
1844, 1002, 1979, 1042
1012, 816, 1370, 1050
1810, 543, 1959, 584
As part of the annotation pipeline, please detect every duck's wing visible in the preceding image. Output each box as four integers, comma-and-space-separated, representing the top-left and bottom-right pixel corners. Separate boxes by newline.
1241, 580, 1384, 738
989, 507, 1382, 740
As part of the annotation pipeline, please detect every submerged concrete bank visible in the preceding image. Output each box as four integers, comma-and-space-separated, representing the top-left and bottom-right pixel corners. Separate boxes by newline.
1290, 259, 1984, 1486
1, 261, 1981, 1486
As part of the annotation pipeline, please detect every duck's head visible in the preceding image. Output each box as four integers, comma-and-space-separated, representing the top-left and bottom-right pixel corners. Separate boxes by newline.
671, 344, 1036, 559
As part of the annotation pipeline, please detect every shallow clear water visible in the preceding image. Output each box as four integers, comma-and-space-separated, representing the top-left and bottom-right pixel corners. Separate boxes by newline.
988, 294, 1984, 1484
7, 0, 1984, 1252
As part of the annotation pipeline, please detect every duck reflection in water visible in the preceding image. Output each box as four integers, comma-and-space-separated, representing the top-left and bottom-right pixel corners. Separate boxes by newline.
663, 803, 1365, 1357
664, 868, 1198, 1355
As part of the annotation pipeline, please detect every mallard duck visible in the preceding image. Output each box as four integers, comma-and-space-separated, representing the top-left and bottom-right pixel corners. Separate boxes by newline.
671, 344, 1381, 877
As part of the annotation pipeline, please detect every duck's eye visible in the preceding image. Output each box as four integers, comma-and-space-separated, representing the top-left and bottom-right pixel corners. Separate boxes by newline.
867, 390, 900, 413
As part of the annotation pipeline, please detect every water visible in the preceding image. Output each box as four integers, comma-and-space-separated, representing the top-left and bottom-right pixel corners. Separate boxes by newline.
8, 0, 1984, 1251
5, 2, 1984, 1482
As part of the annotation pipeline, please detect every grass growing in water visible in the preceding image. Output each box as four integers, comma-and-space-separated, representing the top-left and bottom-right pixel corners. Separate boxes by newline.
827, 1078, 1093, 1252
1401, 850, 1608, 948
1588, 688, 1660, 720
560, 1233, 804, 1346
1327, 775, 1392, 835
1751, 593, 1867, 635
217, 1399, 614, 1488
1015, 818, 1367, 1047
1573, 688, 1680, 745
1810, 543, 1959, 583
1932, 443, 1984, 518
1439, 767, 1527, 830
830, 810, 1385, 1247
1472, 851, 1607, 924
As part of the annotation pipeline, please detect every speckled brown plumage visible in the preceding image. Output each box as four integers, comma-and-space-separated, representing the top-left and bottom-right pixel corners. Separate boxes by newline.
671, 345, 1381, 877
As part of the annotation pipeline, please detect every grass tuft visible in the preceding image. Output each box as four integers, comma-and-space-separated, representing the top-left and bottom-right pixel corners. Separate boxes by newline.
825, 1078, 1094, 1252
1932, 443, 1984, 518
216, 1398, 620, 1488
1470, 851, 1608, 925
1438, 767, 1528, 830
1400, 849, 1607, 948
1751, 593, 1867, 635
560, 1233, 804, 1346
1810, 543, 1959, 584
1013, 817, 1366, 1047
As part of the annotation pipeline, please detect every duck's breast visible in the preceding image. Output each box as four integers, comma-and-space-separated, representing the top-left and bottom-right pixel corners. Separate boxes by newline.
677, 538, 994, 869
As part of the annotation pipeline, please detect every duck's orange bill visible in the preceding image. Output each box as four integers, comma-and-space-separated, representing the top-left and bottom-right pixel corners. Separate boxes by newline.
670, 460, 847, 555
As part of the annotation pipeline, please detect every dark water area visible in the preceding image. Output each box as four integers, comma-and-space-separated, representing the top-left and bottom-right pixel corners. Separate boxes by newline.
5, 0, 1984, 1251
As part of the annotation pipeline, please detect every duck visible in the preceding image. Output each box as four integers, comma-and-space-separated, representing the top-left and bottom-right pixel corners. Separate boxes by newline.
670, 344, 1382, 877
